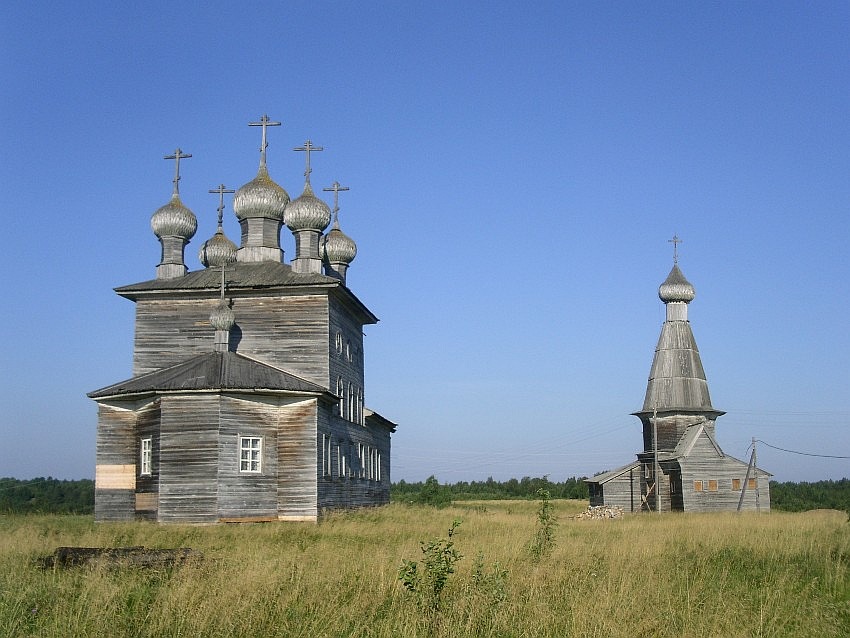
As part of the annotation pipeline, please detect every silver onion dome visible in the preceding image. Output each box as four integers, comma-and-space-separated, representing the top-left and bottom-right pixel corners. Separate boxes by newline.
659, 264, 696, 303
198, 228, 237, 268
151, 193, 198, 239
286, 182, 332, 232
321, 223, 357, 264
232, 165, 289, 221
209, 299, 236, 331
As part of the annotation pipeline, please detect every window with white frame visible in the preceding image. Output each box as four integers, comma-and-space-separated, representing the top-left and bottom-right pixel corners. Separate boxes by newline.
240, 436, 262, 473
140, 437, 152, 476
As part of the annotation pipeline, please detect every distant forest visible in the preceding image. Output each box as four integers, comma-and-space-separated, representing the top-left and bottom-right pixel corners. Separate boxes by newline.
1, 476, 848, 515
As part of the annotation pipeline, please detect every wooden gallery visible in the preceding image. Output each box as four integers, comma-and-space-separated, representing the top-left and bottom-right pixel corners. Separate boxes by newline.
89, 117, 396, 523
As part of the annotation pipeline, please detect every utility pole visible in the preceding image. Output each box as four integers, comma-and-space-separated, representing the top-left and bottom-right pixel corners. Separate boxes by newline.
653, 406, 660, 513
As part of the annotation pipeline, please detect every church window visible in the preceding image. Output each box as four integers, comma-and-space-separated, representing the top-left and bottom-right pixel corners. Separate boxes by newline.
239, 437, 262, 473
335, 332, 343, 354
708, 479, 718, 492
693, 480, 704, 492
322, 434, 332, 477
140, 438, 152, 476
337, 377, 344, 417
732, 478, 742, 491
348, 383, 354, 422
346, 341, 352, 362
747, 478, 757, 490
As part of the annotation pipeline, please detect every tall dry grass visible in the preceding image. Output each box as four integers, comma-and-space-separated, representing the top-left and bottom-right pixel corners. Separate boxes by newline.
1, 501, 847, 637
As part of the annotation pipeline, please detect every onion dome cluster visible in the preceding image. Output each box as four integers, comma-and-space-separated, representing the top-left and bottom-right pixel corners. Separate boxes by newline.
232, 165, 289, 221
286, 182, 332, 232
659, 264, 696, 303
151, 193, 197, 240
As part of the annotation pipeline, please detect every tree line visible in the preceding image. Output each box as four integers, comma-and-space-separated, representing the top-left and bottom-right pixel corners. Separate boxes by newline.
0, 477, 94, 514
1, 476, 847, 514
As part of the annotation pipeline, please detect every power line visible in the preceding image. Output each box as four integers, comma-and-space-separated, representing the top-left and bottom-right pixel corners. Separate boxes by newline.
754, 439, 850, 459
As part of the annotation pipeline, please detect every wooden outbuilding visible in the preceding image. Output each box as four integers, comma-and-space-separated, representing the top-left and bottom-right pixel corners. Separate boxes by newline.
587, 247, 770, 513
89, 119, 395, 523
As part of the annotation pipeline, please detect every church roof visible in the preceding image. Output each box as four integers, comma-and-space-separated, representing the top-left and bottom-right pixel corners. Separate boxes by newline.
638, 319, 719, 414
585, 461, 640, 484
88, 351, 330, 399
114, 261, 378, 323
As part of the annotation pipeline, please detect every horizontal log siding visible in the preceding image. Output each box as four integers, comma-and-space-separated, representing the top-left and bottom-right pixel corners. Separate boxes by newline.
329, 297, 365, 402
133, 295, 330, 387
95, 403, 137, 521
679, 435, 771, 512
317, 405, 391, 512
135, 401, 160, 512
277, 398, 318, 520
217, 395, 279, 520
158, 395, 219, 523
598, 469, 640, 512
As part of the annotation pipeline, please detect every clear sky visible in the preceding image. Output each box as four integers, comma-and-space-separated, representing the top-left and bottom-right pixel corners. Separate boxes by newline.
2, 2, 848, 484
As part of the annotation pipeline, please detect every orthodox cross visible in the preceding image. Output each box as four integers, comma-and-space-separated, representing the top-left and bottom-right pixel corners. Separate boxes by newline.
293, 139, 324, 182
323, 181, 349, 223
208, 184, 235, 227
163, 148, 192, 195
668, 234, 682, 264
249, 114, 281, 165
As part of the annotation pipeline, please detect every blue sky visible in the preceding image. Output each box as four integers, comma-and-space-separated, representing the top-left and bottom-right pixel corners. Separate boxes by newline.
2, 2, 848, 483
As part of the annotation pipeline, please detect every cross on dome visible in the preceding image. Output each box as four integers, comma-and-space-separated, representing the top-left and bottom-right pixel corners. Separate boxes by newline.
208, 184, 235, 227
248, 114, 281, 167
323, 181, 349, 224
668, 234, 682, 264
294, 140, 324, 183
163, 148, 192, 195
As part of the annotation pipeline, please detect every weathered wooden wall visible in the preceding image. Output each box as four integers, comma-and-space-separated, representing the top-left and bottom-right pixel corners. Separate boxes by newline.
158, 395, 219, 523
133, 294, 330, 387
94, 402, 139, 521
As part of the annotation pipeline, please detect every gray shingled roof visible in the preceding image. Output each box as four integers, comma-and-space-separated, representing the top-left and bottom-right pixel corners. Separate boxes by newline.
639, 320, 718, 414
88, 351, 329, 399
115, 261, 335, 294
113, 260, 378, 324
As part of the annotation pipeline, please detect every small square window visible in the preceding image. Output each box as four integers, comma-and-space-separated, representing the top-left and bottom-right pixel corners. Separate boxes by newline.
708, 479, 718, 492
747, 478, 757, 490
732, 478, 742, 491
693, 480, 703, 492
240, 437, 262, 473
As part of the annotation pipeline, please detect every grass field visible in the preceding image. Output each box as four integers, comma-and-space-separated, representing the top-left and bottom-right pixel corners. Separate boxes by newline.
1, 501, 848, 637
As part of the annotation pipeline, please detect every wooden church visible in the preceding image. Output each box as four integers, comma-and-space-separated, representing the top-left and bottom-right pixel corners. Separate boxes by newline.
586, 242, 770, 513
89, 116, 396, 523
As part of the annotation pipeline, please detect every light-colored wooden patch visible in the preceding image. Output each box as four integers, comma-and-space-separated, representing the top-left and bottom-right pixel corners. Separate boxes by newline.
135, 492, 157, 511
95, 464, 136, 490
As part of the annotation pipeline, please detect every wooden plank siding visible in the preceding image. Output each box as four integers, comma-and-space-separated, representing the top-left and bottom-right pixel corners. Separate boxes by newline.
217, 394, 280, 520
276, 398, 319, 521
133, 294, 330, 387
157, 395, 219, 523
94, 402, 140, 521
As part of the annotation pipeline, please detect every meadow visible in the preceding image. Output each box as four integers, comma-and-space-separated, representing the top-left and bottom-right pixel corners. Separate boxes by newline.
1, 501, 847, 637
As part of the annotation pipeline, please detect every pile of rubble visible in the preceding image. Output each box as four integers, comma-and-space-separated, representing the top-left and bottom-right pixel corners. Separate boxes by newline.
573, 505, 625, 520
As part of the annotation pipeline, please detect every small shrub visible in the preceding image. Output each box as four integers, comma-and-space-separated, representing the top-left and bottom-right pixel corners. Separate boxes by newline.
398, 519, 463, 614
529, 488, 557, 562
470, 550, 509, 606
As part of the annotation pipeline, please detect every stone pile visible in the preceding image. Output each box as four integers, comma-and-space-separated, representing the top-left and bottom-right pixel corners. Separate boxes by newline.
574, 505, 625, 520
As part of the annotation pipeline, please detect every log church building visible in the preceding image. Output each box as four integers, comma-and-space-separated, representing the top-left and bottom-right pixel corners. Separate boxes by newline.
89, 116, 396, 523
586, 240, 771, 513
